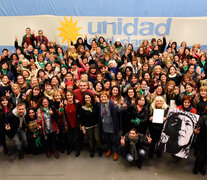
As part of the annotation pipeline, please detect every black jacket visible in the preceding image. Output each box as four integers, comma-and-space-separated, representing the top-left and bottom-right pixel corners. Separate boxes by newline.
123, 133, 149, 154
195, 115, 207, 156
80, 103, 99, 128
131, 105, 149, 134
5, 108, 27, 138
197, 98, 207, 116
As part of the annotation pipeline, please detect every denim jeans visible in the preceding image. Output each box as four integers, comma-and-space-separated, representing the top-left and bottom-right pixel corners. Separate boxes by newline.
13, 129, 28, 151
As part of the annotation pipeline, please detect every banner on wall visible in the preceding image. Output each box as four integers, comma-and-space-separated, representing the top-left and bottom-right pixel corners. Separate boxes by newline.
0, 15, 207, 51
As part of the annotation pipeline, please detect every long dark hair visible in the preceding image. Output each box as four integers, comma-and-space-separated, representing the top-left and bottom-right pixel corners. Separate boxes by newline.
0, 96, 13, 112
82, 92, 95, 105
26, 108, 37, 122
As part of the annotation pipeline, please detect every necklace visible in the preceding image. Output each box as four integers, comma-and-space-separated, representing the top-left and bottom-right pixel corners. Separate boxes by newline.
68, 103, 73, 113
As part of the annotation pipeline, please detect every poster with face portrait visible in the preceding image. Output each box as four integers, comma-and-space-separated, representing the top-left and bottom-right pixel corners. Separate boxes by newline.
158, 108, 199, 158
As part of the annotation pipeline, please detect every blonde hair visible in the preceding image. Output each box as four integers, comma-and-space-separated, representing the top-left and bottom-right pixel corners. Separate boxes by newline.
53, 90, 63, 99
12, 83, 20, 90
200, 86, 207, 92
151, 96, 168, 110
152, 65, 163, 76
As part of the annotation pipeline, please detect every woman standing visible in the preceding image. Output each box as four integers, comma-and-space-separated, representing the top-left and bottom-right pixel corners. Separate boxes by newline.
64, 90, 81, 156
80, 92, 102, 157
52, 90, 68, 153
131, 95, 149, 135
0, 96, 13, 154
148, 96, 169, 158
196, 86, 207, 115
122, 87, 137, 134
26, 108, 45, 154
99, 91, 119, 161
37, 97, 59, 159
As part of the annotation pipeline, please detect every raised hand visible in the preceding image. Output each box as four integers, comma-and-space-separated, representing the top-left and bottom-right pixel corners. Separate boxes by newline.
5, 123, 11, 131
194, 127, 200, 134
22, 93, 26, 101
78, 57, 83, 64
122, 102, 127, 109
5, 90, 10, 97
59, 100, 64, 109
146, 134, 152, 144
131, 98, 135, 106
82, 128, 86, 135
85, 33, 88, 39
120, 136, 125, 146
95, 96, 100, 103
49, 108, 53, 115
64, 99, 68, 105
75, 99, 80, 103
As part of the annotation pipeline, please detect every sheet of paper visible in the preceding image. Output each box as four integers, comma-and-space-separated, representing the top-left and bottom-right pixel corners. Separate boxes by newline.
152, 109, 164, 124
170, 100, 177, 108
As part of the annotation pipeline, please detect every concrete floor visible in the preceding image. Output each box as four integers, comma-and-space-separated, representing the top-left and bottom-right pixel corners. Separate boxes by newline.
0, 146, 206, 180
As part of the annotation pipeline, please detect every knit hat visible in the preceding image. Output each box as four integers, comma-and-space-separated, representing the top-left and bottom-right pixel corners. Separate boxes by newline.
60, 64, 68, 70
65, 81, 75, 87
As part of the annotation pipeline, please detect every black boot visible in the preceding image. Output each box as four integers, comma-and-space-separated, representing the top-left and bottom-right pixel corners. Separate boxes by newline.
18, 151, 24, 159
67, 148, 72, 155
3, 146, 8, 154
59, 147, 65, 154
75, 151, 80, 157
199, 168, 206, 176
193, 167, 199, 175
136, 159, 142, 169
156, 150, 162, 158
97, 148, 102, 157
90, 150, 94, 158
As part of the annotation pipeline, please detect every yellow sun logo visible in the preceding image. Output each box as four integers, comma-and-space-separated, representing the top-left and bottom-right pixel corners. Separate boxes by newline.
57, 16, 82, 46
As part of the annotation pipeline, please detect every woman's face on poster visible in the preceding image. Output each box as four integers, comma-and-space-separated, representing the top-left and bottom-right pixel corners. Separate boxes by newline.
168, 114, 194, 147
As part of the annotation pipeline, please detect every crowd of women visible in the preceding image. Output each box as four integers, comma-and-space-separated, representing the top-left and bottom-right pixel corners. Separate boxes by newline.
0, 27, 206, 175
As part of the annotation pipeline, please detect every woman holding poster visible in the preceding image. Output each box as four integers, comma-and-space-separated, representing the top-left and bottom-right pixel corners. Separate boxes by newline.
148, 96, 168, 158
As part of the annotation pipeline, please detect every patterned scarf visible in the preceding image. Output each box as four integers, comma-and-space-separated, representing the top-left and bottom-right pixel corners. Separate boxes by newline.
42, 107, 50, 116
84, 103, 93, 112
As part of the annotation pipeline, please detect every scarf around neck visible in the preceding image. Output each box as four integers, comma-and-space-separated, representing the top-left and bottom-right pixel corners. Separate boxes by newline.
42, 107, 50, 116
127, 134, 139, 161
2, 69, 7, 75
83, 103, 93, 112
